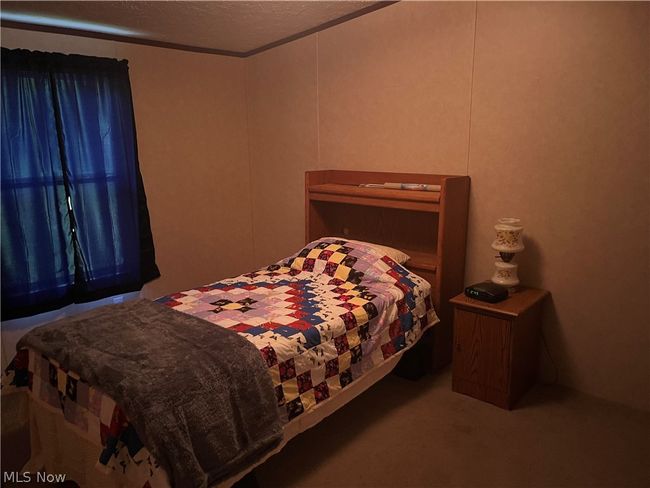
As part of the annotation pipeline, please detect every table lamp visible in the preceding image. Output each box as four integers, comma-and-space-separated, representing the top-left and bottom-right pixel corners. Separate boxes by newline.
491, 217, 524, 288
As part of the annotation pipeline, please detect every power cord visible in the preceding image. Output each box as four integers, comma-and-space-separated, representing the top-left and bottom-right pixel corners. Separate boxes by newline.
540, 329, 559, 385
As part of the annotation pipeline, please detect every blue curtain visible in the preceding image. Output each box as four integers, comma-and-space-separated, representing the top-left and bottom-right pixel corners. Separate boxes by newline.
1, 48, 159, 319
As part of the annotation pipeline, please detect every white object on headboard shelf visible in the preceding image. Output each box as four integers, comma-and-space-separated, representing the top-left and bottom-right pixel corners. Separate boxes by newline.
358, 182, 441, 192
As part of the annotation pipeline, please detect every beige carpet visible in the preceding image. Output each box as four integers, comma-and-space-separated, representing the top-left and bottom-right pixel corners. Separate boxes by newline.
2, 370, 648, 487
255, 369, 650, 488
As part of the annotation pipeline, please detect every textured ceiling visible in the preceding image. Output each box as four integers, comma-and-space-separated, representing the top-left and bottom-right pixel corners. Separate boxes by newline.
1, 1, 386, 55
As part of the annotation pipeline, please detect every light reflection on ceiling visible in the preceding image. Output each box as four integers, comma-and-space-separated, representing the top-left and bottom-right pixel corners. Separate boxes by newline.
0, 11, 140, 37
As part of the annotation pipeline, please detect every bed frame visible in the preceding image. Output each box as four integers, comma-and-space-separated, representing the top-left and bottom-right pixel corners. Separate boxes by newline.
305, 170, 470, 370
15, 171, 469, 488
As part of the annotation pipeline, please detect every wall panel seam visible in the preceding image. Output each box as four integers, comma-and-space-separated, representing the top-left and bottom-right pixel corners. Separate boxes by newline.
316, 32, 321, 168
466, 0, 478, 177
243, 59, 257, 267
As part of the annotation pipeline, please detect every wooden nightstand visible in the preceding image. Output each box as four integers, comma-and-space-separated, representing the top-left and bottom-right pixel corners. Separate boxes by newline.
450, 287, 549, 409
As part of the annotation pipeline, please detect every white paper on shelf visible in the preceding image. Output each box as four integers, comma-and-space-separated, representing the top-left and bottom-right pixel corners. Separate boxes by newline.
384, 182, 441, 192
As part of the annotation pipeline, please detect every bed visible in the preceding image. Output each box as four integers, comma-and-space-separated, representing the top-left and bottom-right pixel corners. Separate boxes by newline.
4, 170, 470, 488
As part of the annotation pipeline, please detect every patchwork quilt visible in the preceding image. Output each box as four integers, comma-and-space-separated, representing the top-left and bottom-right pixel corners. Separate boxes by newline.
4, 238, 438, 488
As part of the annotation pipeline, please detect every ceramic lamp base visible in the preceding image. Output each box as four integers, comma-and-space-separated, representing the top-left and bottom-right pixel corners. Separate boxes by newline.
491, 260, 520, 287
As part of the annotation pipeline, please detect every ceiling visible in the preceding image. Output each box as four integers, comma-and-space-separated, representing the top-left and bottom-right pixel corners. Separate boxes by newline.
0, 1, 393, 56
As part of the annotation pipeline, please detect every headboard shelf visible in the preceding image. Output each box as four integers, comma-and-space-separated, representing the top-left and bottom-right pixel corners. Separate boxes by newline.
306, 170, 470, 370
309, 183, 440, 212
404, 249, 438, 272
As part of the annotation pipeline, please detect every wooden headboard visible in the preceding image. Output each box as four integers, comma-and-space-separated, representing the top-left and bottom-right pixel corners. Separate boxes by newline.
305, 170, 470, 369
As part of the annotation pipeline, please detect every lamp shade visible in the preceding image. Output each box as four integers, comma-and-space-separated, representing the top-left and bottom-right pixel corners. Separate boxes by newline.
491, 218, 524, 254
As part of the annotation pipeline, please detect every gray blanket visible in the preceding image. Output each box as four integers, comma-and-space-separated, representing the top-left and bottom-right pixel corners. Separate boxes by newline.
18, 299, 282, 488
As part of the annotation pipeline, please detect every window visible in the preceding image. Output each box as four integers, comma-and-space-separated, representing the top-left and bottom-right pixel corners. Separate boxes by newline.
1, 48, 159, 319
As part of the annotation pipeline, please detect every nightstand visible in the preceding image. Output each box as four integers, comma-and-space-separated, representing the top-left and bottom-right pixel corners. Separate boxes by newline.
450, 287, 549, 409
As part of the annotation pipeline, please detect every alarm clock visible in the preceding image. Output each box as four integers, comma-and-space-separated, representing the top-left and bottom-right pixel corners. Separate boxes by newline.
464, 281, 509, 303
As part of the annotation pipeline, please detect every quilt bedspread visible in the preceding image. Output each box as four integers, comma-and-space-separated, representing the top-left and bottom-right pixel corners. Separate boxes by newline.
4, 238, 438, 487
157, 238, 438, 423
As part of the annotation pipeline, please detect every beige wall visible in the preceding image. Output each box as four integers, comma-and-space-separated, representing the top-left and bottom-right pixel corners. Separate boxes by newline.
1, 28, 255, 298
245, 2, 650, 410
318, 1, 475, 174
467, 2, 649, 411
246, 36, 318, 267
